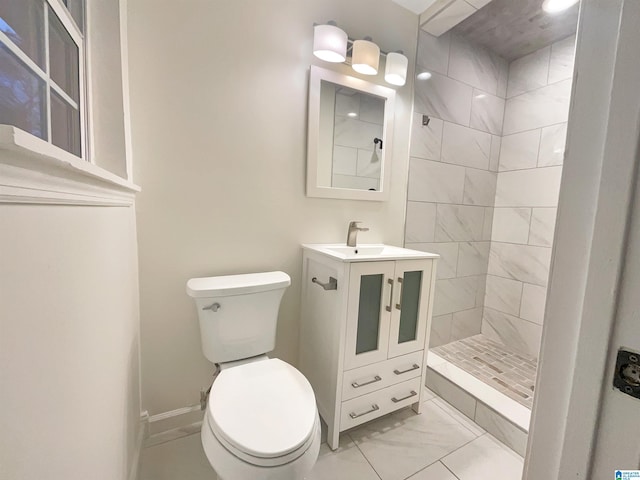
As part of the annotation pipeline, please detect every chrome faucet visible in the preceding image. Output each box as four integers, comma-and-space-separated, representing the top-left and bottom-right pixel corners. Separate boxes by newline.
346, 221, 369, 247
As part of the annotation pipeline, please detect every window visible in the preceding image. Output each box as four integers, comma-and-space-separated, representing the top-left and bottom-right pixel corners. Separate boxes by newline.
0, 0, 86, 158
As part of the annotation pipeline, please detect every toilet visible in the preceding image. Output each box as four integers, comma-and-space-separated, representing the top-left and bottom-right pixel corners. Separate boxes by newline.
186, 271, 320, 480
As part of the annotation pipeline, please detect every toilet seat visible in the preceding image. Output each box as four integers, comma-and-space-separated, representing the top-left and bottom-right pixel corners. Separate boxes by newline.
207, 358, 318, 467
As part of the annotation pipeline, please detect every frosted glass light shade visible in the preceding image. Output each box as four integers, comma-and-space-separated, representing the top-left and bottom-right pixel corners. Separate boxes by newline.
542, 0, 579, 13
352, 40, 380, 75
313, 24, 348, 63
384, 52, 408, 86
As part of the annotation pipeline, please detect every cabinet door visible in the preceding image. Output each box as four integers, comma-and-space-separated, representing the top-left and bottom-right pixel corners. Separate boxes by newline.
344, 261, 395, 370
388, 259, 434, 358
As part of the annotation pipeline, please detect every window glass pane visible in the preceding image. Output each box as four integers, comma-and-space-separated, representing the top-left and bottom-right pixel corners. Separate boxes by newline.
0, 44, 46, 139
356, 274, 383, 355
51, 89, 80, 156
48, 6, 78, 101
62, 0, 83, 33
0, 0, 45, 69
398, 271, 422, 344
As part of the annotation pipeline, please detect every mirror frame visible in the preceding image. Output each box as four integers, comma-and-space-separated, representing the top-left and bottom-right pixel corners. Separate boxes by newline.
306, 65, 396, 201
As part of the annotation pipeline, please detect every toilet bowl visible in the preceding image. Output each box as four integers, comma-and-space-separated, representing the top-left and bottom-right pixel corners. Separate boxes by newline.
201, 357, 321, 480
186, 271, 320, 479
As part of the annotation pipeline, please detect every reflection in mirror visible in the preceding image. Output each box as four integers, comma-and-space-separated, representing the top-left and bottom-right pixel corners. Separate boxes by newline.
307, 66, 396, 201
321, 82, 385, 191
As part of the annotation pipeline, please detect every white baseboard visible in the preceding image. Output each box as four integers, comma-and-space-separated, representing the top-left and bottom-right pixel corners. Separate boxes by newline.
128, 413, 148, 480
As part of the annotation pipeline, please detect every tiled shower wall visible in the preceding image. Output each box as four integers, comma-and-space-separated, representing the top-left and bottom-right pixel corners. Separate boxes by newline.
405, 30, 507, 348
406, 30, 576, 358
482, 36, 576, 357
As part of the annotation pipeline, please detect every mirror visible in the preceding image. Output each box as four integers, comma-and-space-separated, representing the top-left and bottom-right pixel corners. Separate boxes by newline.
307, 66, 396, 201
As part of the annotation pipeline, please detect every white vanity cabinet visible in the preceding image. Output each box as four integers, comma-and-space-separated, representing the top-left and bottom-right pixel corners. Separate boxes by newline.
299, 244, 438, 450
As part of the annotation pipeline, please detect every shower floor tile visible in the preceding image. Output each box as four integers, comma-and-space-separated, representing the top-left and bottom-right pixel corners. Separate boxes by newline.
431, 334, 537, 409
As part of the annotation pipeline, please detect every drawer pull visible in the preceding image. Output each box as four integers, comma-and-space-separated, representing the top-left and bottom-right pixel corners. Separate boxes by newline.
349, 404, 380, 419
391, 390, 418, 403
352, 375, 382, 388
385, 278, 394, 312
393, 364, 420, 375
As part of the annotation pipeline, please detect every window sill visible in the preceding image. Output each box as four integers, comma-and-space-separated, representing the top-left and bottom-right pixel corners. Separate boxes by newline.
0, 125, 140, 206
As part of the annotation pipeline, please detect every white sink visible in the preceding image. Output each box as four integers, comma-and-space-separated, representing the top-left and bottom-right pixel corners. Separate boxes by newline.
302, 243, 439, 262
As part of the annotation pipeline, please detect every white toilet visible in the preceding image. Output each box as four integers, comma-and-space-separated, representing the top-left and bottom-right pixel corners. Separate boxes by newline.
186, 271, 320, 480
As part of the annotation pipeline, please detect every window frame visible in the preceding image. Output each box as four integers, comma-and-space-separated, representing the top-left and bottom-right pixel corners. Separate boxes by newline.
0, 0, 88, 160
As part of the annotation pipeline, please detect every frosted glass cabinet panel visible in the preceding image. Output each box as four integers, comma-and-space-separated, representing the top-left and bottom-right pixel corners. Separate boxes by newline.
345, 261, 394, 369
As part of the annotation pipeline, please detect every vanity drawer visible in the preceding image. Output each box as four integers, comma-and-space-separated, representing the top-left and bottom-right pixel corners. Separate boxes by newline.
341, 350, 423, 401
339, 377, 422, 431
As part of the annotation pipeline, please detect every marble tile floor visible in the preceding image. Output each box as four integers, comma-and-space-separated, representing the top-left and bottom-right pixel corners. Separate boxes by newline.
139, 390, 524, 480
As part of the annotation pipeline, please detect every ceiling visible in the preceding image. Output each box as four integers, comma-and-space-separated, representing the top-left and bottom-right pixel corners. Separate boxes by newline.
451, 0, 579, 61
391, 0, 438, 15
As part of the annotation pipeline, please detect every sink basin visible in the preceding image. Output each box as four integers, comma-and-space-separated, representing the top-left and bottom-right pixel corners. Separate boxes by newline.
303, 243, 439, 262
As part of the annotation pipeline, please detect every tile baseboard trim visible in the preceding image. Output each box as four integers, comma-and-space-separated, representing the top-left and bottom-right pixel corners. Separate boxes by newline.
128, 415, 147, 480
147, 404, 204, 438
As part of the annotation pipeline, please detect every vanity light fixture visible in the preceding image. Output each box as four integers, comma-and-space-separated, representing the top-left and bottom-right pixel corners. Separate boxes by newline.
313, 21, 348, 63
541, 0, 579, 13
312, 22, 408, 86
352, 38, 380, 75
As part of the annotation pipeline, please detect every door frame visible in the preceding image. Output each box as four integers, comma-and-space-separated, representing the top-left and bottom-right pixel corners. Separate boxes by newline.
525, 0, 640, 478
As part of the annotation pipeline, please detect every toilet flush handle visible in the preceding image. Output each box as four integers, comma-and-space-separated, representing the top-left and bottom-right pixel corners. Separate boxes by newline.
202, 302, 221, 312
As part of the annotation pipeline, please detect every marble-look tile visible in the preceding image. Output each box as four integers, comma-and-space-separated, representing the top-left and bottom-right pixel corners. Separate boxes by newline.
484, 275, 523, 316
538, 123, 567, 167
332, 174, 378, 190
348, 401, 477, 480
433, 276, 480, 316
307, 436, 379, 480
425, 370, 478, 420
429, 313, 453, 347
359, 93, 385, 124
475, 274, 487, 307
417, 30, 450, 76
529, 208, 557, 247
435, 204, 485, 242
482, 207, 494, 240
463, 169, 497, 207
405, 202, 437, 243
451, 306, 483, 340
140, 433, 214, 480
422, 0, 476, 37
491, 207, 531, 244
432, 396, 486, 436
423, 387, 437, 401
489, 135, 501, 172
488, 243, 552, 286
470, 90, 505, 135
482, 307, 542, 357
495, 166, 563, 208
457, 241, 490, 276
441, 122, 491, 170
499, 130, 541, 172
356, 149, 381, 178
496, 59, 508, 98
520, 283, 547, 325
408, 158, 466, 204
335, 92, 360, 116
332, 145, 358, 175
448, 34, 501, 95
407, 461, 458, 480
334, 116, 384, 149
442, 434, 524, 480
415, 71, 473, 125
465, 0, 492, 8
474, 403, 529, 457
408, 242, 459, 279
503, 79, 572, 135
548, 35, 576, 84
507, 46, 550, 98
410, 113, 443, 161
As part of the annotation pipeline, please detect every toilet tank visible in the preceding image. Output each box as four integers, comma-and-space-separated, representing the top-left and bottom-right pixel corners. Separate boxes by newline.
186, 271, 290, 364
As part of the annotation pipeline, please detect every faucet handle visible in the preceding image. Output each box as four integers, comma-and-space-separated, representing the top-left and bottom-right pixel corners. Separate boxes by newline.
349, 221, 369, 232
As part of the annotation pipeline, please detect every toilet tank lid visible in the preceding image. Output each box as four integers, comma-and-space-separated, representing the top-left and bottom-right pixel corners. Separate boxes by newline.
186, 271, 290, 298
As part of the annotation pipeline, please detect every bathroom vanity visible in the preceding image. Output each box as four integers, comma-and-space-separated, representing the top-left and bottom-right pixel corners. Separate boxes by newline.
300, 244, 438, 450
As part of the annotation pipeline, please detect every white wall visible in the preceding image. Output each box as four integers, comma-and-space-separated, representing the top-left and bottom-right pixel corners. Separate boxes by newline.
127, 0, 418, 417
0, 206, 141, 480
